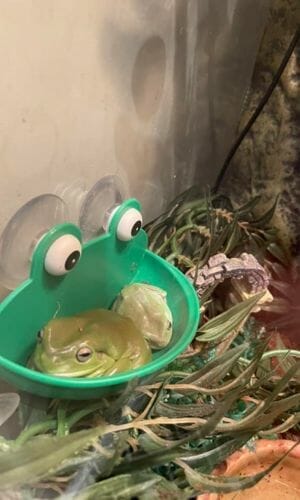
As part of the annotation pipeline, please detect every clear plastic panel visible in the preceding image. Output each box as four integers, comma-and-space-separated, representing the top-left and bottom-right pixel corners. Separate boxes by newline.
0, 195, 68, 290
0, 1, 269, 294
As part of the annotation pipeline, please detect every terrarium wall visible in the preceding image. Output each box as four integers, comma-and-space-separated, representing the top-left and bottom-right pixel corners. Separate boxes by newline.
221, 0, 300, 255
0, 0, 270, 300
219, 0, 300, 356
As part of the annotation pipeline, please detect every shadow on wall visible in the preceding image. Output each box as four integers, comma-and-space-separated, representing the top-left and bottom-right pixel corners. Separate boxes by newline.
98, 3, 173, 220
131, 36, 166, 122
99, 0, 270, 204
114, 35, 170, 221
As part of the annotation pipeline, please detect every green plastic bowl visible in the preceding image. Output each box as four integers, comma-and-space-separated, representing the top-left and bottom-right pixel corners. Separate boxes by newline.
0, 199, 200, 399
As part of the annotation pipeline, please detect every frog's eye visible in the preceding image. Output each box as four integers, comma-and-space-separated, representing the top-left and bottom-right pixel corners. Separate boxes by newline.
44, 235, 82, 276
116, 208, 143, 241
76, 346, 93, 362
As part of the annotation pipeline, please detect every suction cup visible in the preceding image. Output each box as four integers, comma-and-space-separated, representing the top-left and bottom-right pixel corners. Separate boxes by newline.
54, 178, 88, 224
0, 194, 69, 290
79, 175, 128, 241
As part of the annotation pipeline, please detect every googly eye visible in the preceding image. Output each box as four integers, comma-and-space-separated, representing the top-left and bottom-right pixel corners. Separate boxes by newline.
116, 208, 143, 241
44, 235, 82, 276
76, 346, 93, 362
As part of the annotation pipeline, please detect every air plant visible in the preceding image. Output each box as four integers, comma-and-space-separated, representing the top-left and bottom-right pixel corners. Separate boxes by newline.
0, 190, 299, 499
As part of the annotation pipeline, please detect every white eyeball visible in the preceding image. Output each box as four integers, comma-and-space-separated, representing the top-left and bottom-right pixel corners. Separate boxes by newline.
116, 208, 143, 241
44, 235, 82, 276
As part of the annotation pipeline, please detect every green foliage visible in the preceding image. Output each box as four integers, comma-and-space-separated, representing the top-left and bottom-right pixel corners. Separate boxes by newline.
1, 192, 299, 499
145, 192, 280, 271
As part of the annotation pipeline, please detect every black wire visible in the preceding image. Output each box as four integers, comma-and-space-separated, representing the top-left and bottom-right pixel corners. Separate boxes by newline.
214, 27, 300, 192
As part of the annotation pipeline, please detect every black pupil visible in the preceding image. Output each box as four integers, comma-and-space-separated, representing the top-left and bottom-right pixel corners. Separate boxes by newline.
131, 220, 142, 237
65, 250, 80, 271
77, 350, 92, 361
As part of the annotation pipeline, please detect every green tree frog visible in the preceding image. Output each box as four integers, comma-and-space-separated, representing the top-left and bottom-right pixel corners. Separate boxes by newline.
30, 309, 151, 377
113, 283, 173, 349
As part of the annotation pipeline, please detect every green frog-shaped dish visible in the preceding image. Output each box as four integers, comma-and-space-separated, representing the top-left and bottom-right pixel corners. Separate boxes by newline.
0, 198, 200, 399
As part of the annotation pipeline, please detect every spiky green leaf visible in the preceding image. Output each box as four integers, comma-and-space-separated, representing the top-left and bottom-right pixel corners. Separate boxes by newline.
180, 441, 299, 493
197, 292, 265, 342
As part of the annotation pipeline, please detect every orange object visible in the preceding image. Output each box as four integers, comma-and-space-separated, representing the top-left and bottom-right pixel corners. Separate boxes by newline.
198, 439, 300, 500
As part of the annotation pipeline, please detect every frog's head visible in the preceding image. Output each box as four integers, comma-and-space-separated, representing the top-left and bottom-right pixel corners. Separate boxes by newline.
31, 309, 151, 378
